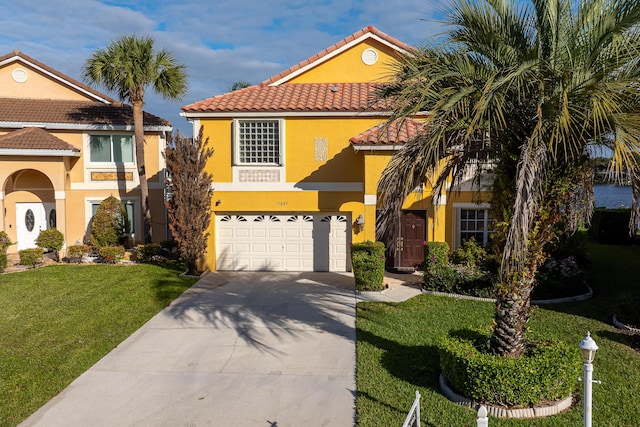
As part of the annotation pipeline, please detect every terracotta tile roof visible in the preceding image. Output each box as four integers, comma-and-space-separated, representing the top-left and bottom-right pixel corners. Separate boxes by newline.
182, 82, 392, 113
350, 118, 426, 146
0, 98, 171, 127
261, 26, 412, 86
0, 50, 120, 104
0, 127, 80, 152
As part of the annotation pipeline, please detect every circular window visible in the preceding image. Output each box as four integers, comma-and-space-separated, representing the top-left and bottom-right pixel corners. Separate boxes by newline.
12, 68, 28, 83
25, 209, 35, 232
361, 48, 379, 66
49, 209, 57, 228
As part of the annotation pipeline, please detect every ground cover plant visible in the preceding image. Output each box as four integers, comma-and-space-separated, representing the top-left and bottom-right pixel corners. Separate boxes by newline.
356, 241, 640, 426
0, 263, 197, 426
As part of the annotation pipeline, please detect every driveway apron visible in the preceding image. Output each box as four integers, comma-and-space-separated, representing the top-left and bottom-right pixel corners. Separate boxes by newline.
20, 272, 357, 427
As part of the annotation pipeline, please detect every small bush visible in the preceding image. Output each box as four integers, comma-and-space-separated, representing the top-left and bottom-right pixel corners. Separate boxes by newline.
35, 229, 64, 259
533, 255, 588, 299
0, 252, 7, 272
450, 238, 487, 266
19, 248, 44, 268
91, 196, 128, 247
438, 329, 581, 407
66, 244, 91, 263
424, 242, 457, 286
136, 243, 162, 263
98, 246, 125, 264
0, 231, 14, 253
351, 241, 386, 291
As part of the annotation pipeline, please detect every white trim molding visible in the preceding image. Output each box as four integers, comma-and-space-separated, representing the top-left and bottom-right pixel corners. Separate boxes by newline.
0, 148, 80, 157
54, 191, 66, 200
212, 181, 363, 192
364, 194, 377, 205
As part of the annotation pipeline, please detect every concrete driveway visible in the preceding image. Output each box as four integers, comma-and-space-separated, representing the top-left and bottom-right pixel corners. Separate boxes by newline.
20, 272, 359, 427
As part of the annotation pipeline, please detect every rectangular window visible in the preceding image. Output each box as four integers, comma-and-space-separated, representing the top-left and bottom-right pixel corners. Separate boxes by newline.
237, 120, 281, 165
459, 209, 493, 245
89, 135, 133, 163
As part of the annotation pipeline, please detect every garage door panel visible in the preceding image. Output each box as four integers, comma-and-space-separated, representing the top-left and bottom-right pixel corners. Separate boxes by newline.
216, 214, 350, 272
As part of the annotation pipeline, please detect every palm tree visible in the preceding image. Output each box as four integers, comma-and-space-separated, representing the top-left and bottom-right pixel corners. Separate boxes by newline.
377, 0, 640, 357
84, 35, 187, 243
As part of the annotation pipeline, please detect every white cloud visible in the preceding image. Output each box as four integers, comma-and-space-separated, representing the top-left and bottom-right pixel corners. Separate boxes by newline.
0, 0, 441, 134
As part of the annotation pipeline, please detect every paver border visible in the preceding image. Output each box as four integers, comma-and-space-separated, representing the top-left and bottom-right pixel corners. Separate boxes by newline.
439, 375, 574, 418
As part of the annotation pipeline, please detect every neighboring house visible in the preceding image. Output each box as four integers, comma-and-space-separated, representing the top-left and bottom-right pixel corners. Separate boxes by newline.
181, 26, 491, 272
0, 51, 172, 253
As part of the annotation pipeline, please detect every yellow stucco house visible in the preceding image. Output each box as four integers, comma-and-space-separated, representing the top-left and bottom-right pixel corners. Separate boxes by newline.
181, 26, 491, 272
0, 51, 172, 254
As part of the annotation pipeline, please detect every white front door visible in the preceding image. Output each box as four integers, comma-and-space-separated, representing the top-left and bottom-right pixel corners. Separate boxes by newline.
16, 203, 48, 250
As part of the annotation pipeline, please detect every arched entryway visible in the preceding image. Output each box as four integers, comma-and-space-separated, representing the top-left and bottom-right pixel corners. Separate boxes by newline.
3, 169, 56, 250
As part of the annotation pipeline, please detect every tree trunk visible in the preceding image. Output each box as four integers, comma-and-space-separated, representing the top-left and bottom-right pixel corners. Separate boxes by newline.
132, 99, 152, 243
490, 268, 535, 358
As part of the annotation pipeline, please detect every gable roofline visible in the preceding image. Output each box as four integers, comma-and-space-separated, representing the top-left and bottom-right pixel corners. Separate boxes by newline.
261, 26, 412, 87
0, 50, 119, 105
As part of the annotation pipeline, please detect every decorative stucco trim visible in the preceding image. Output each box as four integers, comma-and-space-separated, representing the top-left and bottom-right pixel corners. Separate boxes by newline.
55, 191, 66, 200
211, 181, 363, 192
364, 194, 377, 205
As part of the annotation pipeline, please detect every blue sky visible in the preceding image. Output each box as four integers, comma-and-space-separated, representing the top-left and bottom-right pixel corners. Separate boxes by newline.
0, 0, 443, 135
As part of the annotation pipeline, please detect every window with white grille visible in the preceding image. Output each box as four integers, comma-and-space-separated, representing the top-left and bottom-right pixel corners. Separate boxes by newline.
236, 120, 282, 165
459, 208, 493, 245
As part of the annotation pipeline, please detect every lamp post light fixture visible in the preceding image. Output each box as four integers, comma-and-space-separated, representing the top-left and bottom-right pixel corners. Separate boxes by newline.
579, 331, 599, 427
356, 214, 365, 232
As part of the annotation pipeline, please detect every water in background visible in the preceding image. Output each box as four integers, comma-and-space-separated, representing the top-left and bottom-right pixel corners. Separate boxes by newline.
594, 184, 632, 209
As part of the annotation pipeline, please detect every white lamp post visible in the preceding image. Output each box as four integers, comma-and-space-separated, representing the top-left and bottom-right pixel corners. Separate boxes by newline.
579, 331, 598, 427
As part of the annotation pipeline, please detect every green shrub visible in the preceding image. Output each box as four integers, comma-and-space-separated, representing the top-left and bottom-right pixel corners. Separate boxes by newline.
35, 228, 64, 252
438, 329, 581, 407
351, 241, 386, 291
19, 248, 44, 268
98, 246, 125, 264
424, 242, 452, 287
136, 243, 162, 263
91, 196, 128, 247
66, 244, 91, 263
0, 231, 14, 253
589, 208, 633, 244
0, 252, 7, 272
450, 238, 487, 267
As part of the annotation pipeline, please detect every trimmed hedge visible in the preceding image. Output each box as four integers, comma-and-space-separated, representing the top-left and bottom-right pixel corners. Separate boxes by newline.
351, 241, 386, 291
35, 229, 64, 252
0, 231, 13, 253
19, 248, 44, 268
438, 329, 581, 407
0, 252, 6, 272
136, 243, 162, 263
589, 208, 633, 244
98, 246, 125, 264
66, 244, 91, 263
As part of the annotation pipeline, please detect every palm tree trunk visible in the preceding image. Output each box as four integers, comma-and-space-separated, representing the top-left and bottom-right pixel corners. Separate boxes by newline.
132, 100, 152, 243
490, 266, 536, 358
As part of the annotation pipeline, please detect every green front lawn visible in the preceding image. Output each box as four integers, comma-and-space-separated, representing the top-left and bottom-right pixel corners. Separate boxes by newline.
0, 263, 197, 426
356, 242, 640, 426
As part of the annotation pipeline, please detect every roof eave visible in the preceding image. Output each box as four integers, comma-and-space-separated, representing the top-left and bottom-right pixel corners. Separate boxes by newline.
0, 121, 172, 132
0, 148, 81, 157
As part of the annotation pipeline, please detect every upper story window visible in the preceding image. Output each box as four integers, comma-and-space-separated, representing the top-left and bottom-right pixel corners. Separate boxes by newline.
235, 120, 282, 165
89, 134, 134, 163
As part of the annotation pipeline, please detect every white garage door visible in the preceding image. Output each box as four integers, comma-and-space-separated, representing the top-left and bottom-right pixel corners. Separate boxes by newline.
216, 214, 350, 271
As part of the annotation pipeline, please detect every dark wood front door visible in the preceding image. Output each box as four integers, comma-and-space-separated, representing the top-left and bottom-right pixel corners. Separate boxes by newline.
395, 210, 427, 268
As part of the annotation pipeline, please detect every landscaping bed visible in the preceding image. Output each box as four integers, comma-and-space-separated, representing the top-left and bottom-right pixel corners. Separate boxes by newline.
356, 241, 640, 426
